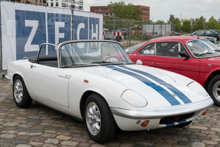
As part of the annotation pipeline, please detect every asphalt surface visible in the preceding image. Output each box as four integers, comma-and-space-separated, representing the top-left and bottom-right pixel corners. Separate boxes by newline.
0, 77, 220, 147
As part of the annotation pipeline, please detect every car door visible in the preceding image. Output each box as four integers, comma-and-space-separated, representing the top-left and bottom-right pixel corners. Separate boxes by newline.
193, 30, 205, 36
26, 46, 69, 107
205, 30, 217, 38
151, 42, 200, 81
135, 43, 155, 66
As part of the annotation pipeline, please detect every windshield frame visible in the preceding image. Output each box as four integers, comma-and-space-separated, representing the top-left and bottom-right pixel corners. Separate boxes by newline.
185, 39, 220, 58
58, 40, 133, 68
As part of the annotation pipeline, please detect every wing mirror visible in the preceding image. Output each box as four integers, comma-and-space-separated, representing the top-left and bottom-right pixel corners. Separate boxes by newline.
178, 51, 190, 59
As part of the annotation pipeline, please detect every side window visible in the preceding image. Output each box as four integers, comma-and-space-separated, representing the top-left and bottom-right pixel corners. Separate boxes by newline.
180, 44, 190, 57
139, 43, 155, 55
205, 31, 214, 35
156, 42, 179, 57
194, 31, 204, 36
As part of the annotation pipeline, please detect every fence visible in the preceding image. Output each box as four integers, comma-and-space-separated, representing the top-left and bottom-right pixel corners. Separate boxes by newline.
103, 16, 175, 49
0, 1, 103, 74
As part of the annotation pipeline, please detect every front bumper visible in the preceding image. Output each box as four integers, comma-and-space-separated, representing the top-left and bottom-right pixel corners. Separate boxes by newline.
110, 98, 213, 131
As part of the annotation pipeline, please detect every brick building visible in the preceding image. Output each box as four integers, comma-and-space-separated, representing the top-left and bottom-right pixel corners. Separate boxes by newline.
90, 5, 150, 20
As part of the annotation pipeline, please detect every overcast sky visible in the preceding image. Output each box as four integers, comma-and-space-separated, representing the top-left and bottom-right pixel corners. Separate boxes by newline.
84, 0, 220, 22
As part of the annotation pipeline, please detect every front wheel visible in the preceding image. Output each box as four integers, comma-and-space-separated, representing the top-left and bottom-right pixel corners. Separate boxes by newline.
13, 75, 32, 108
84, 94, 115, 143
207, 75, 220, 106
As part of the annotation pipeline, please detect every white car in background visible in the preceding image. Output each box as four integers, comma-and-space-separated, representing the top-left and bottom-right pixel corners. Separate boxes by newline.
7, 40, 213, 143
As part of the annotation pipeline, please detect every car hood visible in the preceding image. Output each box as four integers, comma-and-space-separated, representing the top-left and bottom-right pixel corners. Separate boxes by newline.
84, 65, 210, 108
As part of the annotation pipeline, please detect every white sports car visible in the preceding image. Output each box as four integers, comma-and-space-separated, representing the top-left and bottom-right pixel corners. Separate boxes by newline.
7, 40, 213, 143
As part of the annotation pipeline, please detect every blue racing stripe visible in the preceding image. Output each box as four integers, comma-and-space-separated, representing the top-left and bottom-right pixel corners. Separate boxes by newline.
118, 66, 192, 104
178, 120, 187, 124
166, 123, 175, 127
106, 66, 181, 106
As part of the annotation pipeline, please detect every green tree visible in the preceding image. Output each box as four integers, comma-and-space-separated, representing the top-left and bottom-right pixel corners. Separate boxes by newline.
171, 18, 181, 32
207, 16, 219, 29
193, 16, 205, 31
108, 1, 143, 20
156, 20, 165, 24
169, 14, 175, 22
181, 20, 191, 33
143, 19, 153, 24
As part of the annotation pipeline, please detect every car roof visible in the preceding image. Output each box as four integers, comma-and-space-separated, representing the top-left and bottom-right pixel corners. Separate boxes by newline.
147, 36, 203, 44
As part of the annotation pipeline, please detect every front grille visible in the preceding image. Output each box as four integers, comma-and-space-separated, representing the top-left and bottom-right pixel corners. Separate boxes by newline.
159, 113, 194, 124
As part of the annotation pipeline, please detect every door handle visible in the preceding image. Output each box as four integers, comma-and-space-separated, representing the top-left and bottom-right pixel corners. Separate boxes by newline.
30, 65, 36, 68
65, 74, 71, 79
152, 62, 160, 65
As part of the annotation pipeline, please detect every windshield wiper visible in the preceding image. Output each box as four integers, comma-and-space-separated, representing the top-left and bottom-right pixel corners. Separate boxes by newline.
62, 63, 98, 68
91, 61, 112, 64
92, 61, 128, 65
199, 51, 214, 56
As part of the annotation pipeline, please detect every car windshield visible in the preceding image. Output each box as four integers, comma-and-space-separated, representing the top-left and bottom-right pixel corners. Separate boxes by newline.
60, 41, 133, 67
186, 39, 220, 58
125, 41, 148, 53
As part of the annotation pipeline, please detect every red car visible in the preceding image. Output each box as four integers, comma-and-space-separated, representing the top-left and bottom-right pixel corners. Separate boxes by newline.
126, 36, 220, 106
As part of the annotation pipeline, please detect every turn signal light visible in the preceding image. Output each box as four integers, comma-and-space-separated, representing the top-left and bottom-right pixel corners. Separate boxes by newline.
141, 120, 149, 127
202, 110, 207, 115
84, 80, 89, 83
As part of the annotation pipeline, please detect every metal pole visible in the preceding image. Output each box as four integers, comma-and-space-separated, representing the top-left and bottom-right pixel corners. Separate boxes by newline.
0, 0, 3, 79
113, 17, 115, 31
142, 21, 143, 42
71, 8, 74, 40
152, 22, 155, 38
129, 19, 132, 47
127, 20, 129, 47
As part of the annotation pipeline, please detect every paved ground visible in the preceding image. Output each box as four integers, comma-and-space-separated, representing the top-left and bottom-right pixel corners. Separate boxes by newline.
0, 77, 220, 147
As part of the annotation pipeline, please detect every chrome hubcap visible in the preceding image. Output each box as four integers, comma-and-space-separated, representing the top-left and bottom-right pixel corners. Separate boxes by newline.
86, 102, 101, 136
213, 81, 220, 101
14, 79, 23, 103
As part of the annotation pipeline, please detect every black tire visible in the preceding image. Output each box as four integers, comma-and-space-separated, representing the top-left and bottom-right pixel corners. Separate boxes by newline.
13, 75, 32, 108
115, 36, 122, 42
84, 94, 115, 143
175, 121, 192, 128
207, 75, 220, 106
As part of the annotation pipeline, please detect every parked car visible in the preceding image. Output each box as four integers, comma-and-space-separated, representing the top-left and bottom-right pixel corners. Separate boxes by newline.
126, 36, 220, 106
172, 31, 181, 36
7, 40, 213, 143
183, 33, 217, 44
117, 28, 131, 37
190, 30, 220, 41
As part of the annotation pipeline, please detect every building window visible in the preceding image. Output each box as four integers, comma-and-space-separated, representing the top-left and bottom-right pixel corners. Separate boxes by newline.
43, 0, 46, 3
79, 1, 83, 5
79, 6, 83, 10
62, 3, 66, 7
51, 3, 53, 6
47, 2, 48, 6
71, 0, 75, 4
56, 2, 58, 6
34, 0, 37, 2
39, 0, 41, 3
71, 5, 75, 8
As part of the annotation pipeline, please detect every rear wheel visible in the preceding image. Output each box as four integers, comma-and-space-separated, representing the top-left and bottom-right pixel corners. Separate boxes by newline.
84, 94, 115, 143
13, 75, 32, 108
115, 36, 122, 42
207, 75, 220, 106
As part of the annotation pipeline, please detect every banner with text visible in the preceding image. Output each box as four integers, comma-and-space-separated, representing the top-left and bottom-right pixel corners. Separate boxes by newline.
1, 2, 103, 70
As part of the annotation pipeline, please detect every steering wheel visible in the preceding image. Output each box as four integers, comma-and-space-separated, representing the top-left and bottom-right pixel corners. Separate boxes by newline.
104, 56, 120, 62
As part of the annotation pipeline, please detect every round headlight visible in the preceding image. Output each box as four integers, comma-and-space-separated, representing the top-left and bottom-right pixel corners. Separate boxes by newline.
187, 81, 209, 97
121, 90, 147, 108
